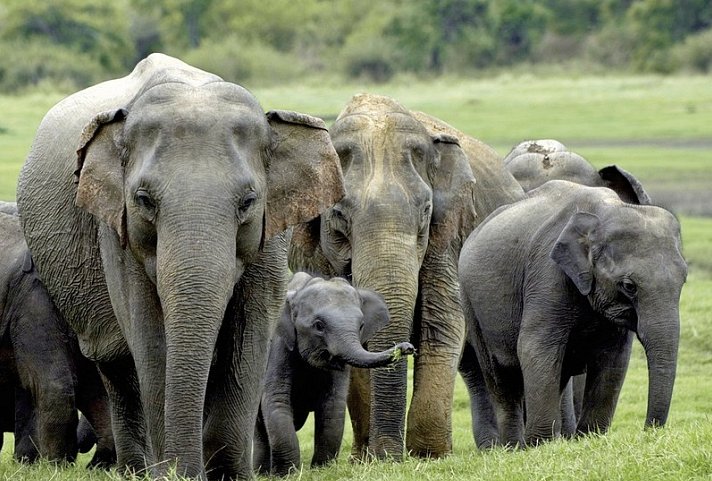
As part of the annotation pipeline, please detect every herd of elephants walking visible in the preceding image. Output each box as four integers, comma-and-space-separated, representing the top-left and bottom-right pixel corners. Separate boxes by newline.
0, 54, 686, 479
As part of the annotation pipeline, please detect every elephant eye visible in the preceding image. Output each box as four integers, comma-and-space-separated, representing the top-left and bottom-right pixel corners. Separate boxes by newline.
134, 190, 157, 219
619, 278, 637, 297
313, 319, 326, 332
238, 191, 258, 214
330, 204, 350, 232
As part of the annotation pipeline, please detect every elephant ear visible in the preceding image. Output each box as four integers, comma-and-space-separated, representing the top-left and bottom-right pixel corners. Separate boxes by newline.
276, 291, 298, 351
550, 212, 601, 296
428, 133, 477, 253
75, 108, 128, 246
598, 165, 651, 205
358, 288, 390, 343
265, 110, 345, 239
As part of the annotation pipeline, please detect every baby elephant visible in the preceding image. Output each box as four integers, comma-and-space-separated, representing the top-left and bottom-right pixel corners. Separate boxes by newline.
255, 273, 415, 476
0, 207, 115, 467
458, 181, 687, 448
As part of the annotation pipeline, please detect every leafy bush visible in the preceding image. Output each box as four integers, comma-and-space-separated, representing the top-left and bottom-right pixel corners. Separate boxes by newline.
672, 28, 712, 73
339, 35, 397, 83
0, 39, 107, 93
583, 25, 636, 69
182, 36, 307, 86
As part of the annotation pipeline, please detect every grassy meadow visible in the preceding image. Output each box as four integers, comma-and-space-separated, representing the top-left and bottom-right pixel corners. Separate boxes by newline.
0, 74, 710, 480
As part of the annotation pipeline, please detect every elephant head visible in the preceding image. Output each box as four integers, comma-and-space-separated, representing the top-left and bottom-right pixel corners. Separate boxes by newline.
289, 93, 478, 458
73, 70, 344, 475
503, 139, 568, 163
276, 273, 415, 370
551, 203, 687, 428
505, 141, 651, 205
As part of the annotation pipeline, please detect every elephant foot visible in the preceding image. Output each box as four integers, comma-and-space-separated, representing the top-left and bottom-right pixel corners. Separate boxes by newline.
86, 446, 117, 469
406, 442, 451, 460
368, 437, 404, 462
406, 419, 453, 459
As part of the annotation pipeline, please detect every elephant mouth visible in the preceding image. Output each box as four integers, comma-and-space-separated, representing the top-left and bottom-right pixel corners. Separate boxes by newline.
304, 350, 347, 371
609, 306, 637, 331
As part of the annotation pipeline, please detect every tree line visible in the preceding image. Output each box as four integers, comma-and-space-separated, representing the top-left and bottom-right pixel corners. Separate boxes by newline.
1, 0, 711, 93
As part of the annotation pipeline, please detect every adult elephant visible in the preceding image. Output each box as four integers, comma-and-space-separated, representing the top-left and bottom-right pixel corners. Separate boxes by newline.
289, 94, 524, 459
505, 140, 651, 205
458, 180, 687, 446
17, 54, 343, 480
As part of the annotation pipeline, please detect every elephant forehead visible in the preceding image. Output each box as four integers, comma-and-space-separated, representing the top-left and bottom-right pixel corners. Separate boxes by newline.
129, 83, 267, 135
332, 112, 425, 138
296, 282, 360, 311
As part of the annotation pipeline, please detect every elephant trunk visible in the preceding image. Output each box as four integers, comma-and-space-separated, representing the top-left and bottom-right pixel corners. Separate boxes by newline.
351, 228, 421, 458
333, 334, 412, 369
157, 212, 239, 477
637, 302, 680, 428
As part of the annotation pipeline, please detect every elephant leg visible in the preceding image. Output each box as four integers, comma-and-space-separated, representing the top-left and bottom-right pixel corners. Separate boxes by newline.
75, 356, 116, 468
577, 333, 633, 435
459, 342, 498, 449
13, 312, 77, 462
572, 373, 586, 421
103, 253, 166, 466
407, 257, 465, 458
203, 235, 288, 481
263, 402, 302, 476
253, 406, 271, 475
13, 388, 39, 463
312, 378, 348, 468
559, 377, 577, 437
492, 388, 525, 447
346, 367, 371, 461
97, 359, 150, 475
518, 332, 567, 445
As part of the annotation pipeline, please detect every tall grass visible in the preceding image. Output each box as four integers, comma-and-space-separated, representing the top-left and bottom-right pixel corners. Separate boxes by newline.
0, 73, 709, 480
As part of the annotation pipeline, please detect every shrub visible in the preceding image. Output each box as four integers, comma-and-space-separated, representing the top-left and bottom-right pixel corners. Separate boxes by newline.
340, 36, 396, 83
182, 35, 306, 86
0, 39, 107, 93
672, 28, 712, 73
583, 25, 636, 69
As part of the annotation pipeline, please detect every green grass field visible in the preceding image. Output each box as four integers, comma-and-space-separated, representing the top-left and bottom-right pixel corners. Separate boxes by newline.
0, 74, 710, 480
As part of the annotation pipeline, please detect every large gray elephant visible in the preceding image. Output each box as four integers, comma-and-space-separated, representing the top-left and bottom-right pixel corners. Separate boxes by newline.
289, 93, 524, 459
17, 54, 344, 480
0, 208, 115, 467
255, 272, 414, 476
505, 139, 651, 205
458, 180, 687, 447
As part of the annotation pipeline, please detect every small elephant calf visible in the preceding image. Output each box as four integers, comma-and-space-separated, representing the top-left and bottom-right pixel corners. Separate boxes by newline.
254, 272, 414, 476
0, 207, 115, 467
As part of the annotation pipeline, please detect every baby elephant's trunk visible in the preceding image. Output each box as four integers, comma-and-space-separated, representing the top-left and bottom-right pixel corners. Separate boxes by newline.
338, 338, 415, 368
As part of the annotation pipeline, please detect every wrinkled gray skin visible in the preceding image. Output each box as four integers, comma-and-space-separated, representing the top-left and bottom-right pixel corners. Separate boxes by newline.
505, 140, 651, 205
458, 181, 687, 447
504, 139, 651, 436
254, 272, 415, 476
17, 54, 344, 480
289, 94, 525, 459
0, 209, 115, 467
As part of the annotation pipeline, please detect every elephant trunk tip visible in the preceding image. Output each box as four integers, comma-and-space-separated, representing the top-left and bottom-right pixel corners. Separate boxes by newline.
390, 342, 416, 362
341, 341, 415, 369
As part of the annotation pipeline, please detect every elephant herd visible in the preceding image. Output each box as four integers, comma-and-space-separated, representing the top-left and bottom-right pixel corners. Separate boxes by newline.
0, 54, 685, 480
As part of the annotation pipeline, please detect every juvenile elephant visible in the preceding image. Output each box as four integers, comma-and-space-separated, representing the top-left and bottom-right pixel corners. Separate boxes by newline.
17, 54, 343, 479
254, 272, 415, 476
289, 94, 525, 460
458, 180, 687, 447
504, 139, 651, 205
0, 209, 115, 467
